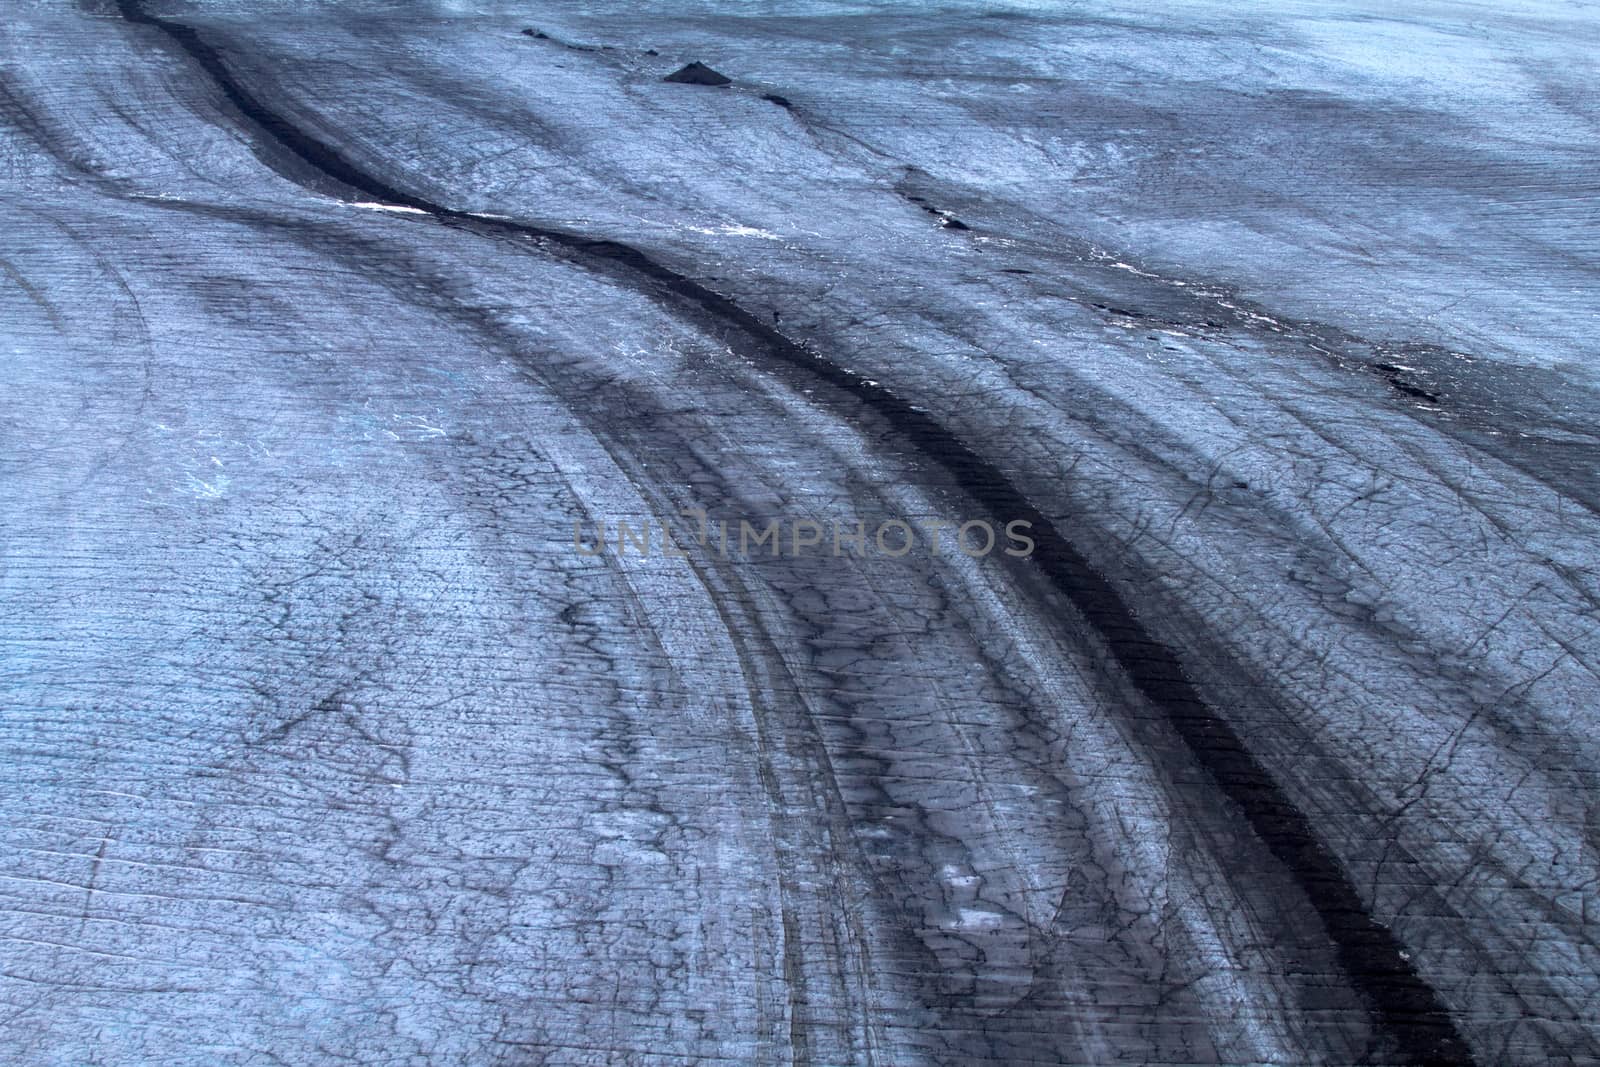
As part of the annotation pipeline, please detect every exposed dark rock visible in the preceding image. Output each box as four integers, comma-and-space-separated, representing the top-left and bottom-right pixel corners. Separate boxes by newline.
664, 61, 731, 86
1373, 362, 1441, 403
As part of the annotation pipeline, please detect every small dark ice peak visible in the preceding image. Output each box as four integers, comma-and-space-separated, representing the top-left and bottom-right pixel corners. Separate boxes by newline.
665, 61, 732, 86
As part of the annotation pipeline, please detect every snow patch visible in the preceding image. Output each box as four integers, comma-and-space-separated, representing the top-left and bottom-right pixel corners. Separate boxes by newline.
350, 201, 431, 216
685, 223, 782, 241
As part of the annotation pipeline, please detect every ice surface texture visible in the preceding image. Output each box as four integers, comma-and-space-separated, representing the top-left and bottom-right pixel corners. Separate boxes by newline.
2, 1, 1598, 1063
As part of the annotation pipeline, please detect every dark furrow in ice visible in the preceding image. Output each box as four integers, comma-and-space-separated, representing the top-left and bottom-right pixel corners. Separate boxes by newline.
112, 2, 1475, 1061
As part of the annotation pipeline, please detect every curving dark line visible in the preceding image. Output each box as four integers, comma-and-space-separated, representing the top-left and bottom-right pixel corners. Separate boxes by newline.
114, 3, 1474, 1062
